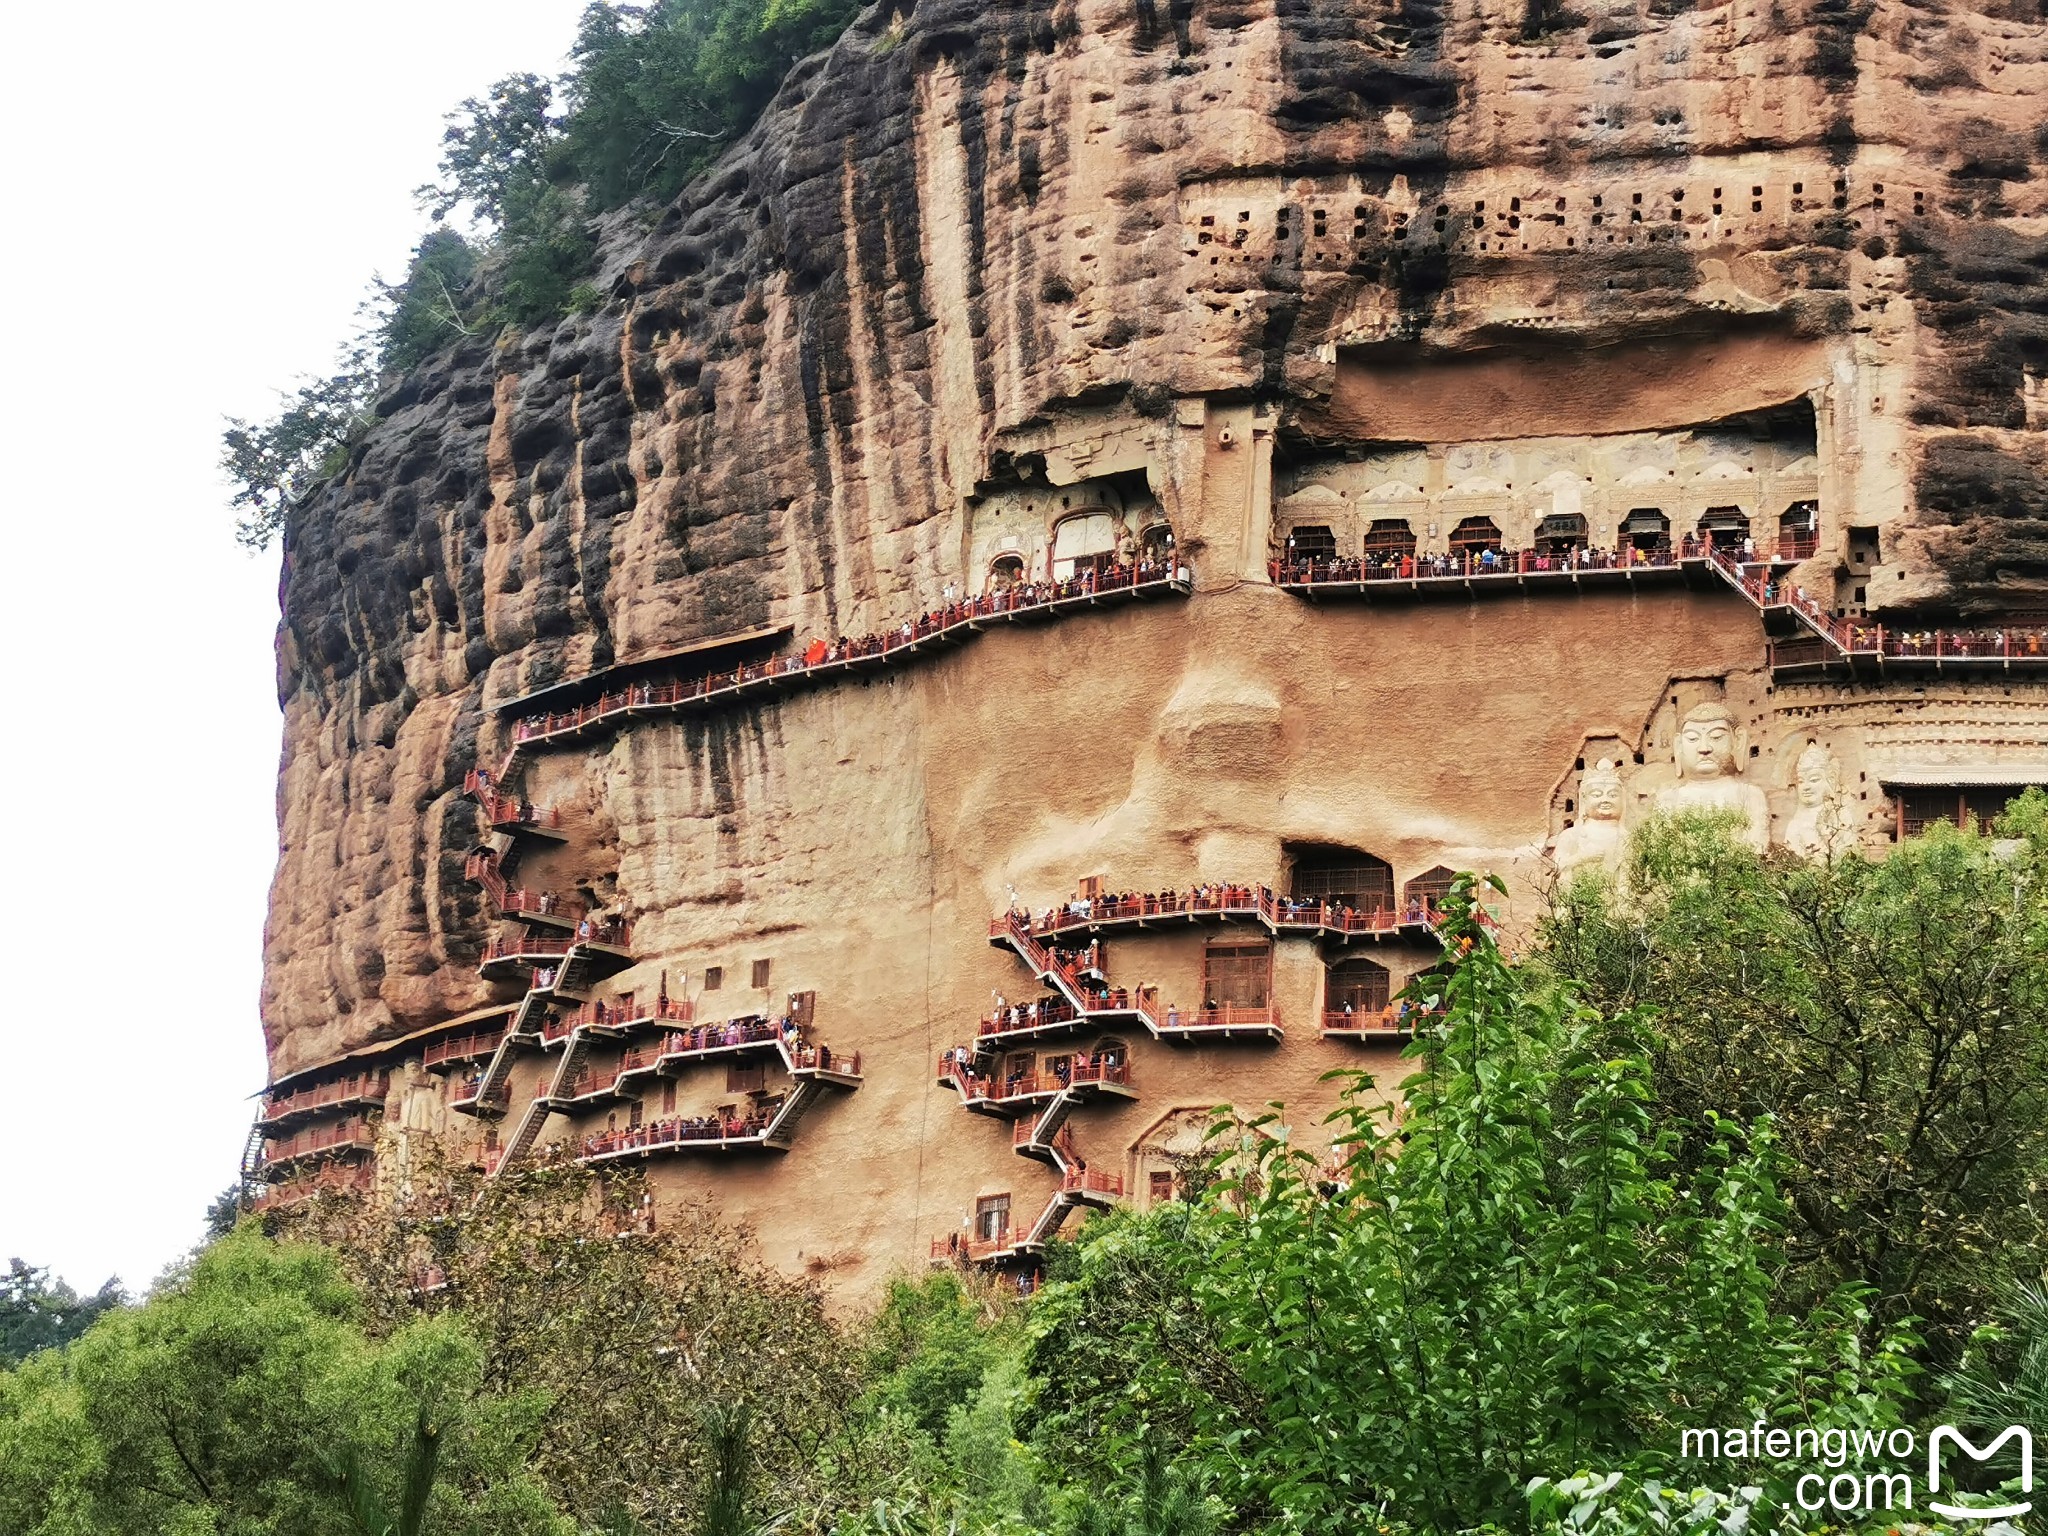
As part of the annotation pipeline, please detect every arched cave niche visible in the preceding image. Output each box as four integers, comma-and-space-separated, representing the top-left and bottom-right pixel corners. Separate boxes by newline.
1778, 500, 1817, 557
1364, 518, 1417, 559
987, 553, 1024, 592
1698, 506, 1751, 546
1448, 516, 1503, 556
1140, 522, 1175, 563
1051, 509, 1118, 580
1325, 956, 1390, 1018
1621, 508, 1670, 552
1286, 524, 1338, 562
1535, 512, 1588, 554
1287, 843, 1396, 914
1403, 865, 1456, 913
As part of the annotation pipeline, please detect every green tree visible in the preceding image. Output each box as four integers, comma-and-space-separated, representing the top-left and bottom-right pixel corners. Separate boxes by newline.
1539, 798, 2048, 1360
0, 1260, 122, 1366
299, 1159, 862, 1532
564, 0, 863, 211
379, 228, 483, 372
0, 1228, 566, 1536
1031, 878, 1912, 1534
222, 355, 376, 550
422, 72, 561, 227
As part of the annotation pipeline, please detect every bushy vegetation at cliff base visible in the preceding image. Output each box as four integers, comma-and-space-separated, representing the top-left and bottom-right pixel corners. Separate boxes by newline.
225, 0, 864, 551
7, 806, 2048, 1534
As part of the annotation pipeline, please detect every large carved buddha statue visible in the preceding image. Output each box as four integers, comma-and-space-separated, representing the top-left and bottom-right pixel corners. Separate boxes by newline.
1550, 757, 1628, 878
1652, 702, 1772, 851
1783, 741, 1849, 861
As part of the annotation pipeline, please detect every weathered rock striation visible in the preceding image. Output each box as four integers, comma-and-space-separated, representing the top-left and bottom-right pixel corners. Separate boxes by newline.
262, 0, 2048, 1295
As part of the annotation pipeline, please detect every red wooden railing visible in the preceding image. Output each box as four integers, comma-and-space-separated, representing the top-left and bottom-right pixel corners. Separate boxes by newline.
577, 1110, 779, 1160
262, 1071, 390, 1123
422, 1030, 505, 1070
1160, 1003, 1279, 1032
479, 921, 631, 965
511, 564, 1189, 747
940, 1055, 1132, 1105
997, 888, 1439, 943
465, 851, 586, 922
262, 1118, 377, 1165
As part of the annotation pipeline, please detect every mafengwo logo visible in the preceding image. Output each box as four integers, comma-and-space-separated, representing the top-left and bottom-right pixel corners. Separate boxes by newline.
1678, 1422, 2032, 1518
1929, 1426, 2033, 1521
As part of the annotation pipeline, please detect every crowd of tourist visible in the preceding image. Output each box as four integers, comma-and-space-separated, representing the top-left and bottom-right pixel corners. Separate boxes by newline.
578, 1103, 782, 1159
1270, 534, 1752, 586
513, 555, 1188, 744
1013, 883, 1436, 938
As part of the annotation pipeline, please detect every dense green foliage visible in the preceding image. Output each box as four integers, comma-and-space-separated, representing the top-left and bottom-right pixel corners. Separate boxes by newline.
0, 1231, 565, 1536
1539, 794, 2048, 1360
228, 0, 866, 546
1030, 881, 1915, 1534
20, 836, 2048, 1531
0, 1261, 121, 1367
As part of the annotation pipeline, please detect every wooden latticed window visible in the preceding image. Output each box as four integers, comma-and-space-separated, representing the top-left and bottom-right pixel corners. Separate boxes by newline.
1448, 516, 1502, 554
1364, 518, 1417, 557
751, 958, 772, 989
1896, 784, 2035, 839
728, 1063, 765, 1094
1290, 848, 1396, 913
1404, 865, 1455, 911
1149, 1170, 1175, 1205
1202, 942, 1270, 1009
1325, 958, 1390, 1015
1286, 524, 1338, 562
704, 966, 723, 991
975, 1194, 1011, 1240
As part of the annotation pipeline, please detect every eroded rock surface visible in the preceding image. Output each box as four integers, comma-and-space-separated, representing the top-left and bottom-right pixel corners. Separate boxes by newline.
264, 0, 2048, 1293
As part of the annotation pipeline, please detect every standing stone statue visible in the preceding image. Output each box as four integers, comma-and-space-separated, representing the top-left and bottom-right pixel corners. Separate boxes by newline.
1783, 741, 1849, 861
1652, 702, 1771, 850
1550, 757, 1628, 877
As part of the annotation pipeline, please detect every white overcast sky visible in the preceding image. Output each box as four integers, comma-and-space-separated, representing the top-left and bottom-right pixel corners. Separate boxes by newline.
0, 1, 590, 1293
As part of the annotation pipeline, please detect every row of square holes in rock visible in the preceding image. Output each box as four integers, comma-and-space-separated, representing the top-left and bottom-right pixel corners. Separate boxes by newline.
1189, 182, 1924, 244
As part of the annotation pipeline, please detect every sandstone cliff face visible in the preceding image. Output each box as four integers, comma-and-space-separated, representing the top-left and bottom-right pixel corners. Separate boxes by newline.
265, 0, 2048, 1287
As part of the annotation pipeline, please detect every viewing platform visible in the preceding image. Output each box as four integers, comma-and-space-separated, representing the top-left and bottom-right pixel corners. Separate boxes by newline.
993, 891, 1440, 955
477, 924, 632, 982
422, 1029, 506, 1073
930, 1164, 1126, 1267
261, 1070, 391, 1129
1321, 1007, 1419, 1040
462, 769, 568, 842
572, 1051, 864, 1164
465, 851, 584, 931
937, 1053, 1136, 1118
260, 1118, 377, 1171
508, 565, 1191, 751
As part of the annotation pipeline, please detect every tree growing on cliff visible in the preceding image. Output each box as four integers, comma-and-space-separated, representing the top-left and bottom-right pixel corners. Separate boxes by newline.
222, 352, 376, 550
1538, 794, 2048, 1363
1029, 878, 1915, 1534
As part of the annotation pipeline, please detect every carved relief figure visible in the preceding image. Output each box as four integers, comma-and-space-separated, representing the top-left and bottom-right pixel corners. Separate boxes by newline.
1653, 702, 1771, 850
1550, 758, 1628, 878
1783, 741, 1849, 861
